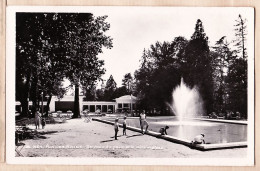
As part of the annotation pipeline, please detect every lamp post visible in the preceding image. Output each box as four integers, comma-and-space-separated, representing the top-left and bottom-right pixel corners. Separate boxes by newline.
45, 95, 50, 116
27, 97, 29, 113
41, 92, 44, 116
21, 76, 27, 115
130, 94, 133, 116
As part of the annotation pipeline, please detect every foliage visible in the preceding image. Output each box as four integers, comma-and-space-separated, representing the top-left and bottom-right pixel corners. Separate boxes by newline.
16, 13, 67, 116
103, 75, 117, 101
134, 17, 248, 117
17, 13, 248, 118
114, 86, 128, 99
122, 73, 133, 94
134, 37, 188, 114
84, 86, 97, 101
227, 58, 247, 116
183, 19, 214, 114
16, 13, 113, 118
211, 36, 234, 112
233, 14, 247, 60
55, 14, 113, 117
225, 14, 248, 117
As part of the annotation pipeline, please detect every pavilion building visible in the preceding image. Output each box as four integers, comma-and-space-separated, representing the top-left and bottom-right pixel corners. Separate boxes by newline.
16, 95, 137, 114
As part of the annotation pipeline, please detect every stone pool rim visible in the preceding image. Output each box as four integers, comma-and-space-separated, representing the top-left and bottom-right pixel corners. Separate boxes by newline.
92, 118, 247, 151
102, 115, 247, 125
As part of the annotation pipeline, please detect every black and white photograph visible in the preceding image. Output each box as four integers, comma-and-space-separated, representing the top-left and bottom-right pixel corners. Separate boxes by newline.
6, 6, 254, 165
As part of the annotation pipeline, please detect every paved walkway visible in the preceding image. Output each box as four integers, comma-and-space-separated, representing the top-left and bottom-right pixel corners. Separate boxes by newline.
19, 118, 247, 158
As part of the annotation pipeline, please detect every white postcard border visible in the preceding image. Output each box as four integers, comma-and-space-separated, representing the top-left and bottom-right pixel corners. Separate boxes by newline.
6, 6, 255, 166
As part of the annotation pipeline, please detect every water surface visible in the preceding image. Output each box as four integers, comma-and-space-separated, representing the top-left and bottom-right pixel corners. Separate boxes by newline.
103, 117, 247, 144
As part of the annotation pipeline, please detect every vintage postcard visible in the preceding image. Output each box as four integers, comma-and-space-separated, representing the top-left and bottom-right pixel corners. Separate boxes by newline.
6, 6, 254, 165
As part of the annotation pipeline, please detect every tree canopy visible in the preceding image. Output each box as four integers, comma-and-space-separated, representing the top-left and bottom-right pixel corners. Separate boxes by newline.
134, 37, 188, 114
134, 16, 248, 117
16, 13, 113, 118
16, 13, 248, 118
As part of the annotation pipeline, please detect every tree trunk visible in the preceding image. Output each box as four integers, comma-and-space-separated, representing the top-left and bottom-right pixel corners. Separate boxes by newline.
45, 95, 52, 117
73, 84, 80, 118
31, 76, 39, 117
19, 87, 29, 118
19, 73, 31, 118
20, 97, 29, 118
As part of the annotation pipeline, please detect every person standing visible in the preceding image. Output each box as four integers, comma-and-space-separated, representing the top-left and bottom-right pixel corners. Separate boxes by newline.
139, 110, 149, 134
123, 116, 127, 136
41, 118, 46, 129
35, 110, 41, 129
114, 118, 119, 140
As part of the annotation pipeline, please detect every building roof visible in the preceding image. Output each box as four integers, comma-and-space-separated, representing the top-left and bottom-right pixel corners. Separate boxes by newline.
115, 95, 137, 103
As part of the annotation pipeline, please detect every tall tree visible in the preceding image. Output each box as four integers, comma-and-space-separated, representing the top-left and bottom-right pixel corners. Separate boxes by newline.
104, 75, 117, 101
16, 13, 113, 118
84, 86, 96, 101
122, 73, 133, 94
233, 14, 247, 60
16, 13, 66, 117
96, 89, 105, 101
227, 58, 247, 116
226, 14, 248, 117
134, 49, 153, 111
211, 36, 233, 112
58, 14, 113, 118
134, 37, 188, 114
183, 19, 213, 114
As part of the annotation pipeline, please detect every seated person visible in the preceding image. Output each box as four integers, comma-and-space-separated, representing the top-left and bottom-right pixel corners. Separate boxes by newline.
191, 134, 205, 145
159, 126, 169, 135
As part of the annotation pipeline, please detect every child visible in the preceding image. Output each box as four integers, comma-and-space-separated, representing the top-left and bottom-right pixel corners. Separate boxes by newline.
114, 118, 119, 140
159, 125, 169, 135
41, 118, 46, 129
123, 116, 127, 136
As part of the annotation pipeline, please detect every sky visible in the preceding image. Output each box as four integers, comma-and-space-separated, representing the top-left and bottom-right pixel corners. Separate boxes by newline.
84, 7, 254, 88
10, 6, 254, 90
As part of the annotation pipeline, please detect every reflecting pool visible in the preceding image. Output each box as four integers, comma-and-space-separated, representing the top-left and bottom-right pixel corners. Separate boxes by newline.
103, 117, 247, 144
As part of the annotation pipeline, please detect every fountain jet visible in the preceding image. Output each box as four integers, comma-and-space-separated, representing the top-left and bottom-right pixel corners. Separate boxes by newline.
170, 78, 204, 121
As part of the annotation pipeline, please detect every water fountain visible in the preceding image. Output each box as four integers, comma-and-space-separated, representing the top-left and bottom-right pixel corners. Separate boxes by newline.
170, 78, 204, 122
99, 79, 247, 147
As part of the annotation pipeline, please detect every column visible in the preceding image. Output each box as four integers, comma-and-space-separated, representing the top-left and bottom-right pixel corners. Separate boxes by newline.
79, 96, 83, 112
115, 104, 117, 112
49, 96, 56, 112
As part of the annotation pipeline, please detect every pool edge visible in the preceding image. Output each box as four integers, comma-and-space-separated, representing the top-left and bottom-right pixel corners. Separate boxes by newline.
92, 118, 247, 151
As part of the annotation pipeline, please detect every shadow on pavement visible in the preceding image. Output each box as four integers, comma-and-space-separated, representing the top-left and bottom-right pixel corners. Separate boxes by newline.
33, 131, 59, 140
38, 131, 59, 135
100, 139, 115, 143
126, 133, 143, 138
109, 135, 122, 139
101, 135, 125, 142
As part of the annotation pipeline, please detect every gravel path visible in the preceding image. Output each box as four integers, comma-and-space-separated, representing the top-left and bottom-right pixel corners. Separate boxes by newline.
19, 118, 247, 158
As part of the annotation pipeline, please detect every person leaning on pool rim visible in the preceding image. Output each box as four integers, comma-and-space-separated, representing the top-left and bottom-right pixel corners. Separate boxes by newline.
191, 133, 205, 146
